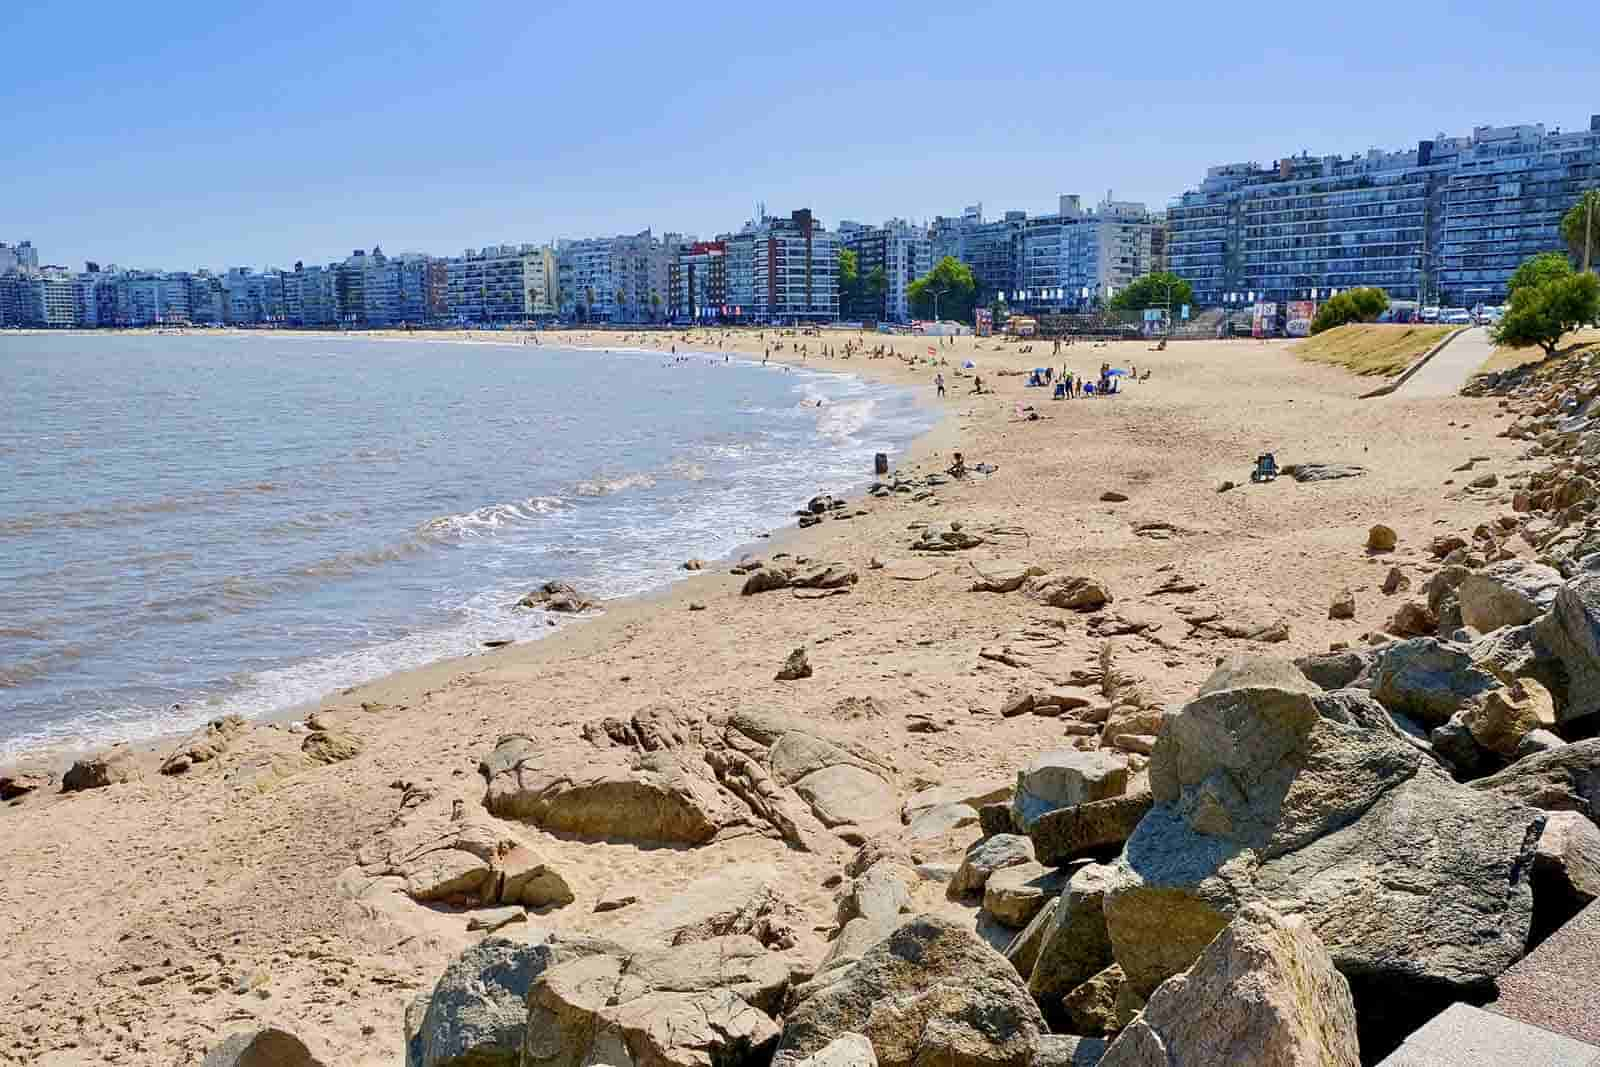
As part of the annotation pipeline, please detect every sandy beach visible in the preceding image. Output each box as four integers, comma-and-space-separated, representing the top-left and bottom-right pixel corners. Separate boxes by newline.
0, 326, 1527, 1065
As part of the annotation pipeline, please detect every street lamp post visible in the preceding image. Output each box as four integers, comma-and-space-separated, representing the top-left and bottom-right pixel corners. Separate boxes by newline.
930, 286, 949, 323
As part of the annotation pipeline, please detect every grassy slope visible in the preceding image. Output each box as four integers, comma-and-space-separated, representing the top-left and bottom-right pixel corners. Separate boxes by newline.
1294, 324, 1456, 377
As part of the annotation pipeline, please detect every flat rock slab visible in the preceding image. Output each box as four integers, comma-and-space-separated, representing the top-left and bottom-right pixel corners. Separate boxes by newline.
1378, 1003, 1600, 1066
881, 560, 937, 582
1491, 899, 1600, 1049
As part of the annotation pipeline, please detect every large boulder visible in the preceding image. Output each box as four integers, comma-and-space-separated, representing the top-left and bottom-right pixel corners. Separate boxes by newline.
767, 730, 899, 827
1534, 573, 1600, 723
1011, 750, 1128, 832
406, 933, 572, 1067
1028, 788, 1153, 866
1097, 905, 1360, 1067
1369, 638, 1497, 726
203, 1028, 329, 1067
1102, 656, 1540, 1054
1024, 574, 1112, 611
789, 1035, 878, 1067
524, 935, 788, 1067
615, 864, 799, 950
1470, 738, 1600, 819
61, 743, 142, 791
1530, 810, 1600, 940
1458, 560, 1564, 632
774, 915, 1045, 1067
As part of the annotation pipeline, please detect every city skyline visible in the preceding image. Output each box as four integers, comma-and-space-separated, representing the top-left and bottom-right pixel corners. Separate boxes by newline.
7, 0, 1600, 269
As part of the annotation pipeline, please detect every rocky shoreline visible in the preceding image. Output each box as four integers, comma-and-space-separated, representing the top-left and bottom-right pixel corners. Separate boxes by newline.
3, 330, 1597, 1066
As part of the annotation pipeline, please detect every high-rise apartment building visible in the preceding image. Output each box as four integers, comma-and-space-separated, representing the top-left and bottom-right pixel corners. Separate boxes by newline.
556, 237, 615, 322
447, 244, 556, 324
932, 196, 1161, 313
668, 241, 729, 322
1167, 114, 1600, 307
0, 240, 39, 274
837, 218, 932, 323
737, 209, 839, 324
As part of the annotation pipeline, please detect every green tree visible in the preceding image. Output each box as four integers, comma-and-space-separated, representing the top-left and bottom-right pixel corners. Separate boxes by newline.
1507, 251, 1575, 299
837, 248, 862, 319
1493, 262, 1600, 356
863, 266, 887, 319
1562, 191, 1600, 273
1107, 272, 1194, 314
1309, 287, 1390, 334
907, 257, 979, 323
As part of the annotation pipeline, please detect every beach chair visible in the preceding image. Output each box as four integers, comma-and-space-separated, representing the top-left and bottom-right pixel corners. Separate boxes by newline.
1250, 453, 1279, 483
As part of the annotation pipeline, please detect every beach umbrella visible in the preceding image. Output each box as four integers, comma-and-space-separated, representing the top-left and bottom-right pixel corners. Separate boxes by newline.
1106, 368, 1128, 376
963, 360, 977, 369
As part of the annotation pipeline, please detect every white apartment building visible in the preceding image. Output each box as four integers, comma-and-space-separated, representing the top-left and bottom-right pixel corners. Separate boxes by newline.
447, 244, 557, 324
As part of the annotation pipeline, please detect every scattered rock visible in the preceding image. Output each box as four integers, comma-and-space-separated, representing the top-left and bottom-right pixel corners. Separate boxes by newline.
1530, 810, 1600, 936
1462, 677, 1557, 757
1003, 896, 1057, 979
983, 861, 1069, 927
1011, 750, 1129, 831
302, 724, 364, 765
1096, 905, 1359, 1067
777, 647, 814, 681
1100, 491, 1129, 503
517, 580, 596, 614
1328, 588, 1356, 620
1024, 574, 1113, 611
1366, 525, 1397, 552
62, 743, 141, 792
906, 802, 979, 840
1370, 638, 1497, 726
204, 1027, 329, 1067
1380, 566, 1409, 595
1386, 600, 1436, 637
1027, 862, 1117, 1008
970, 560, 1047, 593
911, 524, 986, 552
744, 568, 796, 595
160, 715, 248, 775
683, 559, 705, 571
949, 833, 1036, 898
467, 906, 527, 933
788, 1034, 878, 1067
1028, 787, 1154, 866
594, 886, 639, 913
0, 768, 52, 800
1061, 963, 1144, 1037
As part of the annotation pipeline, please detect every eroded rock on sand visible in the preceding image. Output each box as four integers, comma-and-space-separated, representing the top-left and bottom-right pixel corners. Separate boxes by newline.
1023, 574, 1112, 611
160, 715, 249, 775
1011, 749, 1129, 832
614, 864, 801, 950
1534, 573, 1600, 724
1097, 905, 1360, 1067
1458, 560, 1564, 632
482, 707, 897, 847
949, 833, 1035, 898
346, 783, 574, 910
775, 915, 1044, 1067
62, 743, 142, 792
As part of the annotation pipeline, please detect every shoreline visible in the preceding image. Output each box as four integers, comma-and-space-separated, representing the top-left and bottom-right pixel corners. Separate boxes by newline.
0, 327, 961, 776
1, 325, 1532, 1065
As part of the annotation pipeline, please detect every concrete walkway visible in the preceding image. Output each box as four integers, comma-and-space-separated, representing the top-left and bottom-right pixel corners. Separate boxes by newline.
1391, 326, 1493, 397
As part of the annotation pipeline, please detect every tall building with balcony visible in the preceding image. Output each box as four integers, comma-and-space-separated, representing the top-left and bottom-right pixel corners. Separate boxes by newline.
0, 240, 39, 274
668, 241, 728, 322
556, 237, 615, 322
732, 209, 838, 324
447, 244, 556, 324
837, 218, 932, 323
1167, 114, 1600, 307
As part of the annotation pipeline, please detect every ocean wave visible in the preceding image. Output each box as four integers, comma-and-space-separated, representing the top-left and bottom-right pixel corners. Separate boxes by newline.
815, 397, 877, 444
574, 473, 657, 497
0, 480, 294, 537
418, 496, 571, 539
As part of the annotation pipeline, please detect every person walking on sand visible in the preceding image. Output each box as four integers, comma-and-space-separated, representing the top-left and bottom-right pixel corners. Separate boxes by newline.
935, 372, 945, 398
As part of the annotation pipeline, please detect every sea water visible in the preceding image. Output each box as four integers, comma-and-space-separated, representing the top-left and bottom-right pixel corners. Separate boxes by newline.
0, 331, 935, 761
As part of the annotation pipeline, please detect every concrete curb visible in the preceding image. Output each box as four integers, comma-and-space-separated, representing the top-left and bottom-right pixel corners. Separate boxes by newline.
1359, 326, 1467, 398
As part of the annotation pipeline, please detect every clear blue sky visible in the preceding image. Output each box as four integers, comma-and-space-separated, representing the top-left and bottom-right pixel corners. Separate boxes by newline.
5, 0, 1598, 272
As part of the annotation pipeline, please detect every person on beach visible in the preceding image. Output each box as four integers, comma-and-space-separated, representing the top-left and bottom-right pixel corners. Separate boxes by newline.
948, 451, 967, 478
935, 373, 945, 397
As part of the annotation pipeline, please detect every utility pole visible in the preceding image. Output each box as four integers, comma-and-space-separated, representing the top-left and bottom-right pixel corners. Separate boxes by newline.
930, 286, 949, 323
